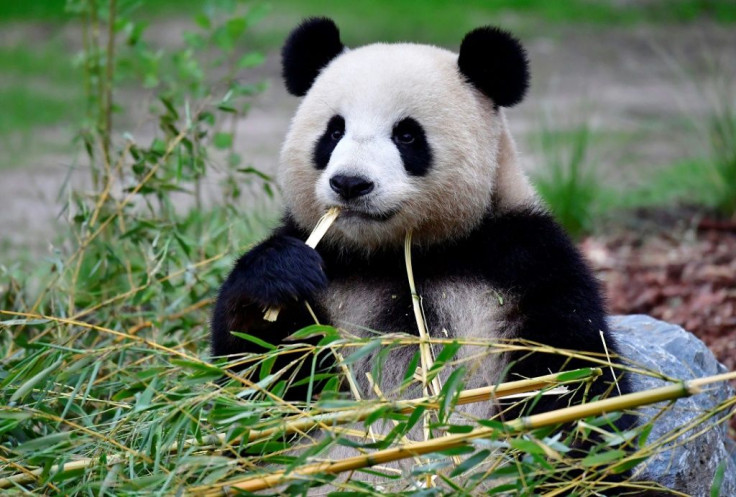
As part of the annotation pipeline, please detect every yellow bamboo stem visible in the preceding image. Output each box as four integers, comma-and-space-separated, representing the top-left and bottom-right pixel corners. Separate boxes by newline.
0, 368, 598, 489
173, 368, 601, 452
263, 207, 340, 321
189, 370, 736, 495
404, 230, 442, 399
404, 230, 442, 487
0, 454, 126, 490
175, 368, 597, 456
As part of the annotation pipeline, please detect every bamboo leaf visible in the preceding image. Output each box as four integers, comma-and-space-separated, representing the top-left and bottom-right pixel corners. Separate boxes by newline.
259, 355, 277, 381
411, 459, 452, 476
15, 431, 76, 453
342, 341, 381, 366
581, 449, 627, 467
556, 367, 595, 382
0, 410, 33, 421
438, 445, 475, 457
509, 438, 546, 456
9, 357, 63, 404
711, 459, 727, 497
450, 449, 491, 477
213, 132, 232, 149
430, 341, 461, 371
439, 366, 465, 423
237, 52, 265, 69
402, 350, 420, 387
1, 319, 50, 326
286, 325, 338, 341
637, 422, 654, 446
170, 359, 222, 374
610, 455, 650, 474
230, 331, 276, 350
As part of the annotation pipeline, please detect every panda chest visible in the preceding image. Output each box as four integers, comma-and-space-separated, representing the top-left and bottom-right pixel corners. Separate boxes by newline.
320, 276, 513, 340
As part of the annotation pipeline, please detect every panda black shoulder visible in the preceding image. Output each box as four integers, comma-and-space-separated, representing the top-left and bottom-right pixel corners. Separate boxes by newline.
375, 206, 612, 351
474, 207, 601, 294
471, 208, 607, 328
468, 207, 630, 411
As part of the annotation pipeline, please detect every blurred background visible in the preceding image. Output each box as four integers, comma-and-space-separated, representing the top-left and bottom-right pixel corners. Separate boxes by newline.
1, 0, 735, 364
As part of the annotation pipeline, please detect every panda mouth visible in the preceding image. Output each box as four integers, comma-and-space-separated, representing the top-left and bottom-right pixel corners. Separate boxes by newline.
339, 207, 398, 222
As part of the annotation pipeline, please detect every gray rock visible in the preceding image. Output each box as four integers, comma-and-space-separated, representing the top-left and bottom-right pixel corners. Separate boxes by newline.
610, 315, 736, 496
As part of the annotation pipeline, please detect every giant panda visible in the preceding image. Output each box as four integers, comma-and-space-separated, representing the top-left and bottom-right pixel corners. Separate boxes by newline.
212, 18, 631, 428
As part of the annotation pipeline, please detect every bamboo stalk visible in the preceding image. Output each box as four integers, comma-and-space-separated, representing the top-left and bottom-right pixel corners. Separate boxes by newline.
189, 370, 736, 495
599, 330, 622, 396
404, 230, 442, 487
403, 230, 442, 399
366, 372, 425, 465
167, 368, 601, 454
263, 207, 340, 321
0, 455, 126, 490
0, 368, 598, 489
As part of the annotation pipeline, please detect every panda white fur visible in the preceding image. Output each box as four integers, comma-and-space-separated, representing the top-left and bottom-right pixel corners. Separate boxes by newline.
212, 18, 630, 424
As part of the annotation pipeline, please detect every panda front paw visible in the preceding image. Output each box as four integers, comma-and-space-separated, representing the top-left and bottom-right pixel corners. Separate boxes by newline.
226, 235, 328, 307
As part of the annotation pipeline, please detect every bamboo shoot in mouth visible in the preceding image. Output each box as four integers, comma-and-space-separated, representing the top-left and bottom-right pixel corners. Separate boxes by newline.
263, 207, 341, 321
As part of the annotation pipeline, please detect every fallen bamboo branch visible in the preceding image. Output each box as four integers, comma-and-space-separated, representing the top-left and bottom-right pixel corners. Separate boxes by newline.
263, 207, 341, 321
173, 367, 600, 452
0, 367, 599, 489
188, 370, 736, 495
0, 455, 127, 491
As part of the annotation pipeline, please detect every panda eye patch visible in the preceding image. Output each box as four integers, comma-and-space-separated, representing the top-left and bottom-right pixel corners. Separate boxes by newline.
392, 117, 432, 176
392, 118, 421, 145
313, 115, 345, 170
328, 116, 345, 140
396, 132, 414, 144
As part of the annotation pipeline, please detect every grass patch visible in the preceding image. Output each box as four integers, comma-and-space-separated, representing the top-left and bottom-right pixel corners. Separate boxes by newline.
532, 123, 602, 238
604, 72, 736, 217
0, 43, 83, 168
614, 156, 736, 215
0, 0, 214, 22
705, 99, 736, 215
254, 0, 736, 47
0, 44, 79, 84
615, 158, 720, 210
0, 43, 83, 130
0, 86, 82, 134
4, 0, 736, 26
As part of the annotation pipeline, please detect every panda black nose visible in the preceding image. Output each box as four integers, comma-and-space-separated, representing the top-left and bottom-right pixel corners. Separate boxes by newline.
329, 174, 374, 200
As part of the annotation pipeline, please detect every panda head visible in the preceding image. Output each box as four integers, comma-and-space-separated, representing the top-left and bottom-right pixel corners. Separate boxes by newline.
280, 18, 536, 251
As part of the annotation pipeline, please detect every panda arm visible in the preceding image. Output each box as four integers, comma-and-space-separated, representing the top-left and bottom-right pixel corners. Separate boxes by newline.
210, 219, 327, 358
471, 209, 636, 476
472, 209, 631, 402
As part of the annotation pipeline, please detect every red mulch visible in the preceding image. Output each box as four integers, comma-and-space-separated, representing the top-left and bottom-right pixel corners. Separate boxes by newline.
580, 212, 736, 372
581, 210, 736, 433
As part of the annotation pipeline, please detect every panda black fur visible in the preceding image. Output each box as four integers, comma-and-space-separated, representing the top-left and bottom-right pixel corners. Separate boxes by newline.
212, 18, 631, 421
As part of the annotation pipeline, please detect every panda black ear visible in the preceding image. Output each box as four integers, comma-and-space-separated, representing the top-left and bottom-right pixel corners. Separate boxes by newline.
281, 17, 344, 97
458, 27, 529, 107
